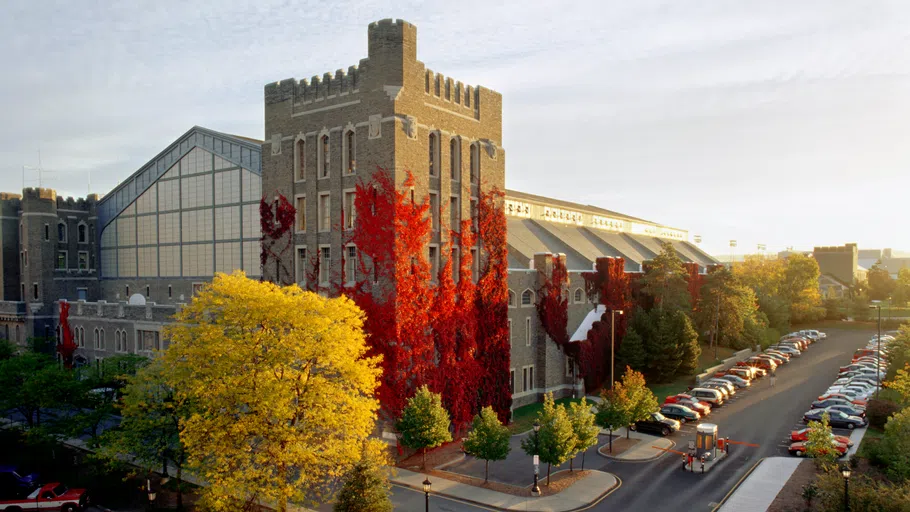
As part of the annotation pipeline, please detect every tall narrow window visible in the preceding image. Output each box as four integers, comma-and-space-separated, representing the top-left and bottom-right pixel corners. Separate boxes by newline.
345, 130, 356, 174
33, 283, 38, 300
56, 251, 67, 270
429, 192, 439, 232
470, 198, 478, 233
168, 285, 172, 298
428, 133, 438, 177
320, 135, 330, 179
428, 246, 438, 282
471, 247, 479, 282
451, 248, 459, 283
344, 191, 356, 230
450, 138, 460, 181
510, 369, 515, 393
44, 224, 50, 241
470, 143, 479, 183
319, 246, 331, 285
295, 139, 306, 181
126, 285, 130, 297
295, 196, 306, 232
450, 196, 460, 232
346, 245, 356, 285
318, 193, 331, 232
78, 224, 87, 243
296, 247, 307, 285
145, 285, 150, 298
58, 222, 67, 242
526, 317, 531, 346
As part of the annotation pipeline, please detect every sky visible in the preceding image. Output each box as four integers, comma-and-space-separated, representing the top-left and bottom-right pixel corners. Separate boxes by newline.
2, 0, 909, 258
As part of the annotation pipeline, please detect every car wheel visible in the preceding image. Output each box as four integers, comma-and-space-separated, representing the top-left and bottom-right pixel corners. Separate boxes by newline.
680, 417, 686, 424
62, 506, 76, 512
662, 427, 671, 436
848, 423, 855, 430
629, 423, 637, 431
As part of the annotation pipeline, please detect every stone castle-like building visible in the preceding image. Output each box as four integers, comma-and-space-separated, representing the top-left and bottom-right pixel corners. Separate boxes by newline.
0, 19, 715, 408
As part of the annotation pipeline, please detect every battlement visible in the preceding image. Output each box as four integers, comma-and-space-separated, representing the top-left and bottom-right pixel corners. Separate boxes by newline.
367, 18, 417, 60
56, 195, 96, 211
265, 65, 362, 105
0, 192, 22, 201
22, 187, 57, 201
814, 243, 857, 254
425, 69, 479, 107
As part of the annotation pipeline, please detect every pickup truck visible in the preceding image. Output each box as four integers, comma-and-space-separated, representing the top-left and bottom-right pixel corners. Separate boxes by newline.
0, 483, 88, 511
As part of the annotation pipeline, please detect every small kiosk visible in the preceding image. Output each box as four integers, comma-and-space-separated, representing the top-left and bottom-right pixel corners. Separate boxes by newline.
683, 422, 729, 473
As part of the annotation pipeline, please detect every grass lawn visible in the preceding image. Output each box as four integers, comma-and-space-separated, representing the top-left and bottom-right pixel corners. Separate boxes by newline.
647, 375, 696, 403
697, 343, 737, 372
509, 397, 583, 434
857, 425, 885, 459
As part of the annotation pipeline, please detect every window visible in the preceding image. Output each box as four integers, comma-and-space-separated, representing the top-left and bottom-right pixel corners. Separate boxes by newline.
56, 251, 67, 270
77, 288, 87, 301
450, 196, 460, 232
78, 223, 87, 243
295, 138, 306, 181
115, 331, 122, 353
529, 366, 535, 391
138, 330, 160, 352
521, 289, 534, 306
451, 248, 459, 283
58, 222, 67, 242
145, 285, 150, 298
320, 135, 330, 179
295, 195, 306, 232
297, 247, 308, 286
522, 367, 528, 392
345, 245, 356, 285
508, 290, 516, 308
20, 283, 24, 300
471, 247, 479, 283
429, 192, 439, 231
33, 283, 38, 300
428, 246, 438, 282
508, 319, 512, 346
168, 285, 172, 298
510, 369, 515, 394
470, 143, 479, 183
125, 285, 130, 297
21, 250, 26, 268
77, 251, 89, 270
319, 246, 331, 285
428, 133, 438, 177
44, 224, 49, 241
344, 130, 356, 175
450, 138, 460, 181
574, 288, 584, 303
525, 317, 533, 346
318, 193, 331, 232
470, 198, 478, 233
192, 283, 204, 296
94, 328, 105, 351
344, 190, 355, 230
566, 357, 575, 378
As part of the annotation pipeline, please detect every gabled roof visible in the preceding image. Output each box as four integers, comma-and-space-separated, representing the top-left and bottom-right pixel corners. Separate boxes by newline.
97, 126, 262, 229
505, 189, 657, 225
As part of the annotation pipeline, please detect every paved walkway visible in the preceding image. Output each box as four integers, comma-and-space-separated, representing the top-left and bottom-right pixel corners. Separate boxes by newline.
846, 426, 868, 458
717, 457, 801, 512
392, 467, 618, 512
597, 427, 674, 461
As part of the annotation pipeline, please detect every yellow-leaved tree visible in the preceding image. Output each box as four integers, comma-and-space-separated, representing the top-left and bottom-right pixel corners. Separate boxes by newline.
163, 271, 383, 511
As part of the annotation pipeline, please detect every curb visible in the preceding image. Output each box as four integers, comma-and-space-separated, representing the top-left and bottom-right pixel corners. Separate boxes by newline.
597, 437, 675, 463
391, 470, 621, 512
710, 457, 766, 512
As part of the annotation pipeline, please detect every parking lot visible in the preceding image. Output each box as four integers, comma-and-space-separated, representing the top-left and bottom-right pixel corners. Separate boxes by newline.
586, 327, 875, 512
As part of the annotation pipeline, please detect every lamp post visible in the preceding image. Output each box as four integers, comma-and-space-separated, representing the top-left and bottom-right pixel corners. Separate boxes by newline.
610, 309, 624, 391
842, 466, 851, 511
532, 420, 541, 496
729, 240, 737, 267
146, 478, 156, 512
423, 477, 432, 512
869, 301, 882, 397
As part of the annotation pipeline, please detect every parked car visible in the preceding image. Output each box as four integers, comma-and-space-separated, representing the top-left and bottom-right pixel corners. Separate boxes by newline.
659, 404, 700, 423
769, 345, 800, 357
663, 394, 712, 416
727, 367, 756, 381
790, 428, 853, 446
700, 381, 733, 399
689, 387, 725, 406
825, 404, 866, 419
798, 330, 821, 342
812, 398, 865, 411
803, 409, 866, 429
763, 351, 791, 364
734, 362, 767, 377
745, 357, 777, 372
754, 354, 783, 367
789, 440, 848, 458
716, 375, 750, 388
0, 466, 40, 499
0, 483, 88, 512
629, 411, 681, 436
817, 393, 867, 407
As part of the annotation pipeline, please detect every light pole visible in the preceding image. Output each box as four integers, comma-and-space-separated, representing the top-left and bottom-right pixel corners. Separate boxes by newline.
146, 478, 156, 512
423, 477, 432, 512
870, 301, 882, 397
610, 309, 624, 391
842, 466, 851, 511
532, 420, 541, 496
729, 240, 737, 267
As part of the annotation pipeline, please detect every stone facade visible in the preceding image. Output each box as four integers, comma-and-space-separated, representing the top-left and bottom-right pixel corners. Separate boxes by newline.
813, 243, 859, 285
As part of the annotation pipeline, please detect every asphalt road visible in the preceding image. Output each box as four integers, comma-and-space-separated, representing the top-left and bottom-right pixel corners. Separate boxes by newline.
585, 327, 873, 512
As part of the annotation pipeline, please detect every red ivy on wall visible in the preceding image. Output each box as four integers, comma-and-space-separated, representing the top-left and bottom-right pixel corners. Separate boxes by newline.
578, 257, 634, 390
536, 255, 570, 349
57, 301, 77, 369
684, 262, 703, 306
259, 193, 296, 285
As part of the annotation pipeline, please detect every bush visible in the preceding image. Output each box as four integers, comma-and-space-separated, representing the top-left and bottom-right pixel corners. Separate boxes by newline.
816, 470, 910, 511
866, 398, 902, 430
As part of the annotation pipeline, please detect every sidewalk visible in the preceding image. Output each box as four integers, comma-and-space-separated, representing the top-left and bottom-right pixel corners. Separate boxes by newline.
717, 457, 801, 512
597, 427, 674, 461
846, 426, 868, 458
392, 467, 618, 512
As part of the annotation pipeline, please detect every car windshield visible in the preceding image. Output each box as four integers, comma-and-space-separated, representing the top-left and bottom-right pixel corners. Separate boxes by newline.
52, 484, 66, 496
653, 412, 666, 421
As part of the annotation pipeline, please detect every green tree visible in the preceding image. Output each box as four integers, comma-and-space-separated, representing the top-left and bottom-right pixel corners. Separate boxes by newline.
163, 272, 383, 511
877, 408, 910, 481
646, 310, 682, 382
805, 412, 837, 469
0, 352, 79, 429
784, 253, 823, 323
894, 268, 910, 306
595, 384, 631, 453
674, 310, 701, 375
888, 364, 910, 406
886, 326, 910, 381
639, 241, 691, 312
533, 394, 577, 485
96, 357, 190, 508
0, 339, 16, 360
397, 385, 453, 470
617, 327, 646, 373
621, 366, 659, 438
868, 262, 896, 301
463, 406, 510, 482
567, 398, 599, 471
334, 441, 393, 512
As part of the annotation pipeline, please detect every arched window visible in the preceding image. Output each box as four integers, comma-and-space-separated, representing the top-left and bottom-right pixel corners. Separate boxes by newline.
470, 143, 480, 183
450, 137, 460, 181
521, 289, 534, 306
295, 138, 306, 181
93, 328, 99, 350
320, 135, 330, 178
58, 222, 67, 242
115, 330, 121, 352
428, 133, 438, 177
345, 130, 356, 174
574, 288, 584, 303
99, 328, 105, 350
77, 223, 87, 243
508, 289, 516, 307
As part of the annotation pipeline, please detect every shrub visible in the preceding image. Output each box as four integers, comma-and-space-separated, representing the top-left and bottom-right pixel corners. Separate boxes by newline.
816, 470, 910, 511
866, 398, 902, 430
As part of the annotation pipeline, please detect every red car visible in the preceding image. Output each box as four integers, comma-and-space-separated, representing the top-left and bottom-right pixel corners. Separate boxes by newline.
745, 357, 777, 371
0, 483, 88, 511
788, 440, 848, 458
790, 428, 853, 446
817, 393, 867, 407
735, 361, 768, 376
663, 394, 712, 416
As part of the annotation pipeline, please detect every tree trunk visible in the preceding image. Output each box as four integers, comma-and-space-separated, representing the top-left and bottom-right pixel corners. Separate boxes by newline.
485, 460, 489, 483
176, 465, 183, 510
546, 463, 551, 486
582, 450, 587, 471
570, 457, 574, 472
423, 447, 427, 470
609, 429, 613, 453
627, 425, 631, 439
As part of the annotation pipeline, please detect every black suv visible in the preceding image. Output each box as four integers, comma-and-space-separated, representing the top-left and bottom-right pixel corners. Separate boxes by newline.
629, 411, 681, 437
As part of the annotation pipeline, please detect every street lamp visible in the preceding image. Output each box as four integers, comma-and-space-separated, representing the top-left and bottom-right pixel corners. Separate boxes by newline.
842, 466, 851, 511
610, 309, 624, 391
729, 240, 737, 267
146, 478, 156, 511
869, 301, 883, 397
532, 420, 541, 496
423, 477, 432, 512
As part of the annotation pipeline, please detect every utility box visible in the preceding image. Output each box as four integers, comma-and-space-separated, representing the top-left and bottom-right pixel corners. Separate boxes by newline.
696, 423, 718, 461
